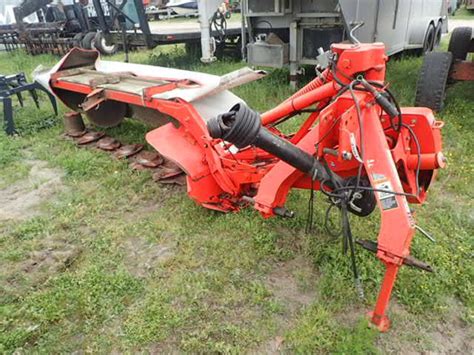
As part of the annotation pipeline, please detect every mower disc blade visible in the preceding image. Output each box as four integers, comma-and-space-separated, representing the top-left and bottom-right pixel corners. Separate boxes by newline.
86, 101, 126, 128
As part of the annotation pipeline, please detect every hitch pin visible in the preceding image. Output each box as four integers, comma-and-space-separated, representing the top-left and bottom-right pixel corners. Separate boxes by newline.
242, 196, 295, 218
242, 196, 255, 204
415, 225, 436, 243
273, 207, 295, 218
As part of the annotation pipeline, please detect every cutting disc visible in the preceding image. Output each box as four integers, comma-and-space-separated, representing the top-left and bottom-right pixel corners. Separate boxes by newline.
86, 101, 127, 128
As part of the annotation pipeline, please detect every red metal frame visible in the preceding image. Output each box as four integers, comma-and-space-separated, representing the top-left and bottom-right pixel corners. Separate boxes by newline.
451, 61, 474, 81
49, 43, 445, 331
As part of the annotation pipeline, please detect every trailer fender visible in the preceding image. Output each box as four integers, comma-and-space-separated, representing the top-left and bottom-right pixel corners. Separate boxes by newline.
407, 18, 437, 47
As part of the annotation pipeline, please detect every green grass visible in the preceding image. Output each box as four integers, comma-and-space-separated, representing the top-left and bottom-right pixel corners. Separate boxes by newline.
0, 43, 473, 353
450, 6, 474, 20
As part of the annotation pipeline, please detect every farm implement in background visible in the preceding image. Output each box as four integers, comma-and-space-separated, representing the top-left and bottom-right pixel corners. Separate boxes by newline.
0, 0, 117, 56
1, 0, 80, 55
1, 72, 57, 135
36, 39, 446, 331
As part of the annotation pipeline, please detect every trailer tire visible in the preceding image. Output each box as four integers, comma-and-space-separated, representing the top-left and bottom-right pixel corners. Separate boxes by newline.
415, 52, 453, 112
422, 24, 436, 53
72, 33, 83, 48
81, 32, 97, 50
434, 21, 442, 49
448, 26, 472, 61
94, 32, 117, 55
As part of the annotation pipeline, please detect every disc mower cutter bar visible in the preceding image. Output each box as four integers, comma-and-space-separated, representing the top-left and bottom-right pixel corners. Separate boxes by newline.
41, 43, 445, 331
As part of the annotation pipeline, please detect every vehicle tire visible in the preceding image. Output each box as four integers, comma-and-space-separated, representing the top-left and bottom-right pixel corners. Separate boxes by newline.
422, 24, 436, 53
448, 26, 472, 61
94, 32, 117, 55
415, 51, 453, 112
72, 33, 83, 48
81, 32, 97, 50
433, 21, 442, 49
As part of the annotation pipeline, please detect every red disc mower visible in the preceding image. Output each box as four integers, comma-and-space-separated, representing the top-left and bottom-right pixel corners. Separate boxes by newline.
39, 40, 446, 331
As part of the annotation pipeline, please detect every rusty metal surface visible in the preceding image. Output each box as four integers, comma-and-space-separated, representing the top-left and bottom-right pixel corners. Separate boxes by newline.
128, 105, 175, 128
152, 164, 183, 181
134, 151, 164, 168
63, 112, 86, 137
129, 162, 149, 171
56, 91, 174, 128
62, 126, 184, 185
81, 89, 107, 112
55, 48, 99, 72
86, 100, 127, 128
97, 137, 122, 151
357, 239, 433, 272
114, 144, 144, 159
38, 48, 265, 132
0, 24, 74, 55
55, 90, 87, 113
451, 61, 474, 81
56, 70, 178, 95
158, 174, 186, 186
76, 131, 105, 145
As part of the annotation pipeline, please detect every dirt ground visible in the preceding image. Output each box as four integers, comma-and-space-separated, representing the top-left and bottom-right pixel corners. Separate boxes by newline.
122, 236, 175, 278
448, 18, 474, 30
0, 159, 65, 221
376, 301, 473, 354
253, 257, 319, 353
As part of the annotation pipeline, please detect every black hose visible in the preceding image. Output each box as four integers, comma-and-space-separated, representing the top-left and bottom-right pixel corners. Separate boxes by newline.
207, 103, 333, 182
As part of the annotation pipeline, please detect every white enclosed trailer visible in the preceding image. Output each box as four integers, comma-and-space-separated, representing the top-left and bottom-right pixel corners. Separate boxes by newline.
244, 0, 448, 84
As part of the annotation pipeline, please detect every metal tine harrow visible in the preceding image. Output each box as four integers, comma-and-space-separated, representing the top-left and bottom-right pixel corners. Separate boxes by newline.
0, 72, 58, 135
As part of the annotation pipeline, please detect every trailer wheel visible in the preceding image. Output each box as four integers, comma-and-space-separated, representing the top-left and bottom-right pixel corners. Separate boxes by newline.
422, 24, 436, 53
434, 21, 442, 49
94, 32, 117, 55
72, 33, 83, 48
415, 52, 453, 112
81, 32, 97, 50
448, 26, 472, 61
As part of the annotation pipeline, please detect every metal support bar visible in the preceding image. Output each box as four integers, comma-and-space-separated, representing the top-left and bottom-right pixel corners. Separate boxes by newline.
109, 0, 131, 27
132, 0, 153, 48
92, 0, 108, 32
2, 96, 15, 135
107, 0, 136, 26
241, 0, 247, 60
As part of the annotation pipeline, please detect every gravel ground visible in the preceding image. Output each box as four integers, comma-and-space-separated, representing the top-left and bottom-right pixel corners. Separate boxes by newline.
448, 18, 474, 30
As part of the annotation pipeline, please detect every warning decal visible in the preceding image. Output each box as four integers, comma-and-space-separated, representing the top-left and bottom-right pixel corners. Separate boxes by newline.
375, 180, 398, 211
